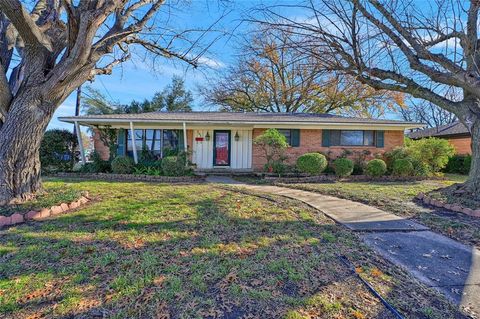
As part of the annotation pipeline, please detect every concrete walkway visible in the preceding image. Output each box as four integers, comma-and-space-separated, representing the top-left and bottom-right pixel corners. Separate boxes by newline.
207, 176, 480, 316
206, 176, 427, 232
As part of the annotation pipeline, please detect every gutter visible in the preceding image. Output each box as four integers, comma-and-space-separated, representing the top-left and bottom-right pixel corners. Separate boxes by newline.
58, 117, 425, 129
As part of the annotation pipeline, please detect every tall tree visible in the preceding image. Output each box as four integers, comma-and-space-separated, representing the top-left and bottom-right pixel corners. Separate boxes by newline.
258, 0, 480, 194
0, 1, 215, 204
151, 76, 193, 112
201, 28, 404, 116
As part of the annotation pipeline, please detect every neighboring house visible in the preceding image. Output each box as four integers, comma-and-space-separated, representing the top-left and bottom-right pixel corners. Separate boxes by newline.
408, 121, 472, 155
59, 112, 422, 171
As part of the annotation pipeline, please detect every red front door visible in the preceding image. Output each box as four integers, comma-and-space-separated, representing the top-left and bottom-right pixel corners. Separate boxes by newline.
214, 131, 230, 166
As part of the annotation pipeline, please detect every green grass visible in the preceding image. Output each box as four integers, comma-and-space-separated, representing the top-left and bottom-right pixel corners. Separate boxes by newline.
0, 179, 466, 318
0, 180, 82, 217
279, 174, 480, 247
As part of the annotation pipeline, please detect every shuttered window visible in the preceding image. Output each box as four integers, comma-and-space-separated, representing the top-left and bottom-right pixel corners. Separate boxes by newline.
278, 129, 300, 147
125, 129, 181, 158
322, 130, 382, 147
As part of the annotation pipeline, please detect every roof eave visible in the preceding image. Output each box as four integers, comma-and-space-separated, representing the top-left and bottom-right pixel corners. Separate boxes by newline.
58, 116, 424, 130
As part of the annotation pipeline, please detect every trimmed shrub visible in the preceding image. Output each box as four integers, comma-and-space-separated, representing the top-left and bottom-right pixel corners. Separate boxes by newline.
254, 129, 289, 172
296, 153, 328, 175
392, 159, 414, 176
445, 155, 472, 175
405, 137, 455, 174
384, 147, 410, 174
111, 156, 134, 174
161, 156, 186, 176
333, 158, 354, 177
365, 159, 387, 177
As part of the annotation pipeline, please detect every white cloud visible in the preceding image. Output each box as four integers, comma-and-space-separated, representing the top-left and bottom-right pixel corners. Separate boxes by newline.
197, 56, 225, 69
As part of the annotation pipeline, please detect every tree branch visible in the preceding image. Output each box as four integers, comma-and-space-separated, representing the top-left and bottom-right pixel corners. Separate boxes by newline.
0, 0, 53, 52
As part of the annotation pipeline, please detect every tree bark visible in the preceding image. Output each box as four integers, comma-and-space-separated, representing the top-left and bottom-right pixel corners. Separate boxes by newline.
466, 115, 480, 196
0, 93, 53, 204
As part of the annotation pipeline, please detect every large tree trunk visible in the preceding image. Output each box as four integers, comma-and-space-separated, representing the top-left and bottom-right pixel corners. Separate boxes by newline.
0, 93, 53, 205
467, 116, 480, 196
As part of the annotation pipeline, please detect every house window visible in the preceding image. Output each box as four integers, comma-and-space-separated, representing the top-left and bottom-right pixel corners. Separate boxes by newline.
126, 129, 180, 158
278, 129, 292, 145
163, 130, 179, 153
277, 129, 300, 147
330, 130, 375, 146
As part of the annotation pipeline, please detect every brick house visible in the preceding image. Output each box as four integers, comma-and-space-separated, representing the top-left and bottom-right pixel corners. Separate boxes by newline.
408, 122, 472, 155
60, 112, 422, 171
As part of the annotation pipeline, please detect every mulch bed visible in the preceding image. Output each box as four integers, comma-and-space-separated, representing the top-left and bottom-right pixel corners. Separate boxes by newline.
49, 172, 204, 183
264, 174, 442, 184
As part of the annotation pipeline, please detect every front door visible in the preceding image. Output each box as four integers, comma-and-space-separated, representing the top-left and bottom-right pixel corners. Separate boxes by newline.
213, 130, 230, 166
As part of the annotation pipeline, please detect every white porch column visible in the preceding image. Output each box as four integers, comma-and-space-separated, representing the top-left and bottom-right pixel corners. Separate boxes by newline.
182, 121, 187, 152
129, 121, 138, 164
74, 121, 86, 165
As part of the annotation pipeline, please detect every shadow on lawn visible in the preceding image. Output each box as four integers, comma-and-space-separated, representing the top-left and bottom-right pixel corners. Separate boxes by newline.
0, 193, 468, 319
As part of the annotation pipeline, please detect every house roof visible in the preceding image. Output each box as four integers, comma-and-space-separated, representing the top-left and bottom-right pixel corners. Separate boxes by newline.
407, 121, 470, 139
60, 111, 423, 129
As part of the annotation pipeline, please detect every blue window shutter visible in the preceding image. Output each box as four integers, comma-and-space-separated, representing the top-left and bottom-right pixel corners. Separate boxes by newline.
117, 129, 126, 156
291, 129, 300, 147
322, 129, 330, 147
376, 131, 384, 148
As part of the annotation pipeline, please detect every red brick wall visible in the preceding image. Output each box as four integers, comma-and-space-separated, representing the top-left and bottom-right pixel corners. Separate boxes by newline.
252, 129, 404, 170
447, 137, 472, 155
93, 129, 110, 160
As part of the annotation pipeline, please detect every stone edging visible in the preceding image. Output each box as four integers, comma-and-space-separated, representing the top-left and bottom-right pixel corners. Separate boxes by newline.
416, 192, 480, 218
0, 192, 91, 228
266, 174, 438, 184
49, 173, 204, 183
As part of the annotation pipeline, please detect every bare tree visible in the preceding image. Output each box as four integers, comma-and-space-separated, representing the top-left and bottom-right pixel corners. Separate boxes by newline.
0, 0, 220, 204
400, 99, 457, 129
256, 0, 480, 194
201, 28, 404, 116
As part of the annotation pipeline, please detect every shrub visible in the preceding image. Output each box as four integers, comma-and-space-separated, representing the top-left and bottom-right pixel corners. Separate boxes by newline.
445, 155, 472, 175
296, 153, 328, 175
405, 137, 455, 174
40, 129, 78, 173
365, 159, 387, 177
264, 161, 289, 176
384, 147, 410, 174
79, 163, 97, 173
333, 158, 354, 177
161, 156, 187, 176
392, 159, 414, 176
352, 162, 365, 175
254, 129, 289, 171
91, 151, 111, 173
111, 156, 134, 174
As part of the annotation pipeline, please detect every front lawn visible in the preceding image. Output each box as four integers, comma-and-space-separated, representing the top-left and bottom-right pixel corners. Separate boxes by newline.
279, 174, 480, 247
0, 179, 466, 318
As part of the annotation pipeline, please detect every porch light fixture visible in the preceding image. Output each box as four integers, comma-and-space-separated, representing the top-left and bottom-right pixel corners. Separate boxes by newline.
234, 131, 240, 141
205, 132, 210, 141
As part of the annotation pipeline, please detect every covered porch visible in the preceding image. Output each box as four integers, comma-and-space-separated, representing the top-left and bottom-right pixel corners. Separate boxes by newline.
65, 118, 254, 171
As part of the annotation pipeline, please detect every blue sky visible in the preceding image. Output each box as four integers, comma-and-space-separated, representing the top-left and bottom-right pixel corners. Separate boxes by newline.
49, 0, 262, 131
49, 0, 404, 131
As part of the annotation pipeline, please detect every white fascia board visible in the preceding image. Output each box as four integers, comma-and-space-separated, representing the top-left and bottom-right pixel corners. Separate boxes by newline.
58, 117, 425, 130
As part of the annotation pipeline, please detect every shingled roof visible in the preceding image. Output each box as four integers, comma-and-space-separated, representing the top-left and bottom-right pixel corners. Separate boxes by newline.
408, 121, 470, 139
60, 111, 421, 126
